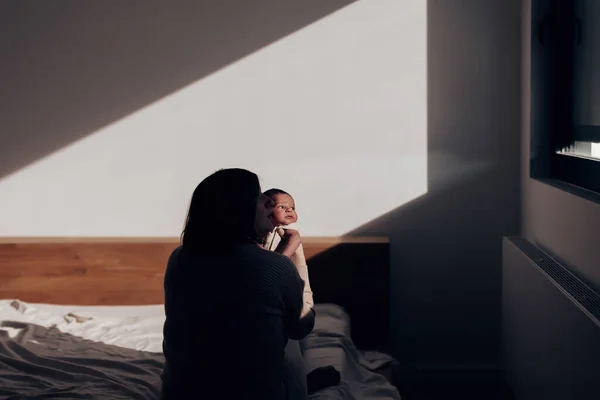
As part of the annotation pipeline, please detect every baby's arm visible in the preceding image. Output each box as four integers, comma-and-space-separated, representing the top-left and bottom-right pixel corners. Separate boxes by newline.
292, 243, 314, 318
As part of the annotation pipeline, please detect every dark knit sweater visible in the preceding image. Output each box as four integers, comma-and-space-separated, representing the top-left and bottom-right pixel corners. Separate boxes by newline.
160, 244, 315, 400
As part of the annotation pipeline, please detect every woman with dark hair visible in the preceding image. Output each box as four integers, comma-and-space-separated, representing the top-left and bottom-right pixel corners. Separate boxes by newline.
160, 168, 314, 400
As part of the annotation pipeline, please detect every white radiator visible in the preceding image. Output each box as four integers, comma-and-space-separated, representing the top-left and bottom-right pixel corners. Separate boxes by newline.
502, 237, 600, 400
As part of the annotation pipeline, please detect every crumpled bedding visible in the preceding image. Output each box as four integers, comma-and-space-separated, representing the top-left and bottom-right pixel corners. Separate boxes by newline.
0, 321, 163, 399
304, 305, 400, 400
0, 300, 400, 399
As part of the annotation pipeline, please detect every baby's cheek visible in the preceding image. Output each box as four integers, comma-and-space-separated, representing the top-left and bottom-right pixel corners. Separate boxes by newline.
275, 212, 287, 221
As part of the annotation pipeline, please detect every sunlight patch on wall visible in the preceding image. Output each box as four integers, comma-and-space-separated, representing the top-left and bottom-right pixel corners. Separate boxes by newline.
0, 0, 427, 236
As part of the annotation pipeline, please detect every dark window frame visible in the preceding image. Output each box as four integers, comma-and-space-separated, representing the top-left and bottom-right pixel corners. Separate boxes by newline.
530, 0, 600, 196
551, 154, 600, 194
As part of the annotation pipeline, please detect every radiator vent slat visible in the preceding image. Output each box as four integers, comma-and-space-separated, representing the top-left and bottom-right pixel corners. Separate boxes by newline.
508, 236, 600, 324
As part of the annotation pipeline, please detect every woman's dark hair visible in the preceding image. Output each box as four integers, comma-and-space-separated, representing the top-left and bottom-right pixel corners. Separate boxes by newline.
263, 188, 289, 198
182, 168, 262, 251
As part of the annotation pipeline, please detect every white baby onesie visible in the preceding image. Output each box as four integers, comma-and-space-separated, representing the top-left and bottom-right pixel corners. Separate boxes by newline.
264, 222, 314, 318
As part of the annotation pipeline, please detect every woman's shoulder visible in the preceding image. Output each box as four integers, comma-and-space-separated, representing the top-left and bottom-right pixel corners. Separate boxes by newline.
244, 244, 291, 262
166, 246, 184, 267
169, 245, 183, 257
243, 245, 297, 273
250, 249, 301, 292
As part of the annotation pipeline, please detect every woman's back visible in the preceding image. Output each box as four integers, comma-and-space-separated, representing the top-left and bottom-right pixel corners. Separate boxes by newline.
161, 244, 308, 400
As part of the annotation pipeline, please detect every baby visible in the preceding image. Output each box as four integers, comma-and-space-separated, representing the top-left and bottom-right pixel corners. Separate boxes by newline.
263, 188, 313, 318
263, 188, 340, 397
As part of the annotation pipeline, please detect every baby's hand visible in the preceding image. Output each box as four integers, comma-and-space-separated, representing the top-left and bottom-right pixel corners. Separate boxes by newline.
280, 228, 300, 241
274, 228, 302, 257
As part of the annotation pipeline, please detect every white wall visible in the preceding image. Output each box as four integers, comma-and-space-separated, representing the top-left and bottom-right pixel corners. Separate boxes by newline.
0, 0, 427, 237
523, 0, 600, 291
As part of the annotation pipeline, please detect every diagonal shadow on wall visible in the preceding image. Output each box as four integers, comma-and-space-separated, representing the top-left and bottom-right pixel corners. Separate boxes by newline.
344, 0, 522, 374
0, 0, 356, 180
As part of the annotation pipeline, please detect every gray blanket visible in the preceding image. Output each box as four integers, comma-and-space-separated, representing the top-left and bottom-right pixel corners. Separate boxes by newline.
0, 321, 163, 399
0, 304, 400, 399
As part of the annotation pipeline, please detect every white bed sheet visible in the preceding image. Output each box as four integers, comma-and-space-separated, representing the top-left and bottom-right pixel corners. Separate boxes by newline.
31, 302, 166, 319
0, 299, 165, 353
0, 300, 400, 400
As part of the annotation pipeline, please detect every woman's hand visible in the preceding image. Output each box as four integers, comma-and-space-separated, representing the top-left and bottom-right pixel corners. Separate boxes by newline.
274, 228, 302, 258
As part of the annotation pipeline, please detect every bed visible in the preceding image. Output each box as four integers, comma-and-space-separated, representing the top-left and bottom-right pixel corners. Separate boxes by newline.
0, 237, 401, 399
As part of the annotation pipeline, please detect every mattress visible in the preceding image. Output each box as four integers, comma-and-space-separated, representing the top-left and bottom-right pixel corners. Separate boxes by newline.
0, 300, 400, 399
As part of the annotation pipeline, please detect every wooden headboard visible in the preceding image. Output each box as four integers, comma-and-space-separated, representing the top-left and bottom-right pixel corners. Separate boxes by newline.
0, 236, 389, 350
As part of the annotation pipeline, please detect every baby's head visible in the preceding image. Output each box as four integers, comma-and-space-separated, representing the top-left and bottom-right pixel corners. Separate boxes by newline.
263, 188, 298, 227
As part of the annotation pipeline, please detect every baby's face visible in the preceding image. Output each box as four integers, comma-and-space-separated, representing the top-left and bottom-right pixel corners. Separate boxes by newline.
270, 194, 298, 226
